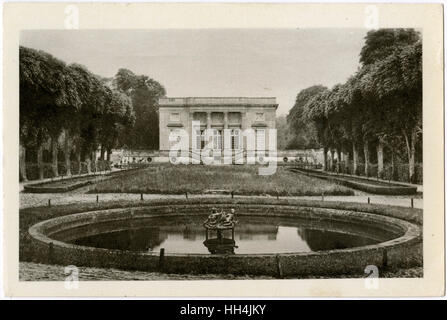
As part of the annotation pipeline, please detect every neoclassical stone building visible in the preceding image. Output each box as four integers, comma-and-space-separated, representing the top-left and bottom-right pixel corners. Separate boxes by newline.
158, 97, 278, 161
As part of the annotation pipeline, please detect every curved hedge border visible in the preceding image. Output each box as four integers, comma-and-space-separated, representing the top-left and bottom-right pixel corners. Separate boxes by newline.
24, 198, 422, 277
289, 168, 418, 195
23, 168, 144, 193
24, 179, 97, 193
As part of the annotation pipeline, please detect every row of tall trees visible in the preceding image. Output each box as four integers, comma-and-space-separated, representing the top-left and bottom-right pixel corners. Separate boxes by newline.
112, 68, 166, 150
287, 29, 422, 183
20, 46, 136, 181
286, 85, 327, 149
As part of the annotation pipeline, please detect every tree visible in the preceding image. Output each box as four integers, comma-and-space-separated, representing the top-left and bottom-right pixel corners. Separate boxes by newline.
98, 89, 135, 160
275, 116, 289, 150
20, 46, 81, 179
303, 89, 331, 170
285, 28, 421, 182
357, 39, 422, 181
113, 68, 166, 150
286, 85, 327, 149
20, 48, 150, 181
360, 29, 420, 66
68, 63, 111, 172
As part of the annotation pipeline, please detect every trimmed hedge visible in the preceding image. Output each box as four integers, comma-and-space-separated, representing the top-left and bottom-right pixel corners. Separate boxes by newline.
23, 167, 145, 193
289, 168, 418, 195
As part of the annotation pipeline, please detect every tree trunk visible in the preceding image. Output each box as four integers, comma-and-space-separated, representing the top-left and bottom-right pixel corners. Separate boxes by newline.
377, 140, 384, 179
91, 151, 96, 173
323, 147, 328, 171
106, 148, 111, 161
336, 149, 342, 173
391, 151, 395, 181
76, 139, 82, 175
100, 145, 105, 161
363, 140, 370, 177
19, 142, 27, 181
353, 142, 359, 175
409, 129, 417, 183
37, 145, 44, 180
330, 149, 335, 171
403, 128, 417, 183
345, 151, 350, 174
64, 129, 72, 176
86, 157, 91, 174
51, 136, 59, 177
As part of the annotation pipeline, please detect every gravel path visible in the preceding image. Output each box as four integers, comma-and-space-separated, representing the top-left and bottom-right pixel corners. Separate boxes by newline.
19, 262, 274, 281
19, 262, 422, 281
20, 191, 423, 209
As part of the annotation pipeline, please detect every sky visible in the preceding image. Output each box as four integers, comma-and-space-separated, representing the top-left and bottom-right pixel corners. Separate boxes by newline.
20, 29, 367, 116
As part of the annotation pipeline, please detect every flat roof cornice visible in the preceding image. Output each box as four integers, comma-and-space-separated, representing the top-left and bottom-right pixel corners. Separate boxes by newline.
159, 97, 278, 108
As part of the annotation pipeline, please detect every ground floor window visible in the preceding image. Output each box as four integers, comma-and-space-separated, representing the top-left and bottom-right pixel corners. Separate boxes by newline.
231, 129, 240, 150
256, 129, 265, 150
212, 129, 222, 150
169, 129, 181, 148
194, 128, 241, 150
195, 129, 206, 150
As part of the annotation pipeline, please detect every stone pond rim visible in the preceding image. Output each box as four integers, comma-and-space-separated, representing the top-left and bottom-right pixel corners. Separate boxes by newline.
26, 199, 422, 277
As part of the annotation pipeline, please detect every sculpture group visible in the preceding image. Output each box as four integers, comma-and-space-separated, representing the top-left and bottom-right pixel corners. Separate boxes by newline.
203, 208, 237, 229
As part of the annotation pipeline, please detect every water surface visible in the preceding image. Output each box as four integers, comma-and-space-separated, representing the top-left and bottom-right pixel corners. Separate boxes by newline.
69, 215, 388, 254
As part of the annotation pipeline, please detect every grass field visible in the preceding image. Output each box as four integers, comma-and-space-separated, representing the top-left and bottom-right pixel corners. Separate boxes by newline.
90, 165, 354, 196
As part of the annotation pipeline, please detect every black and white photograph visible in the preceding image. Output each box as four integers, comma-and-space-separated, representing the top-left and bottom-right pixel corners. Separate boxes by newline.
2, 2, 444, 298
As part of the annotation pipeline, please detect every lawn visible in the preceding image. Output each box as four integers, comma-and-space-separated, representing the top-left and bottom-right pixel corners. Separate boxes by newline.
90, 164, 354, 196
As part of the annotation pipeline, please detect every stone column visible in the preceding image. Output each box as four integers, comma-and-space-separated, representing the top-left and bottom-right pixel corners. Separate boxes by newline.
241, 111, 247, 130
188, 111, 193, 152
223, 112, 229, 152
206, 112, 211, 129
241, 111, 248, 161
205, 111, 212, 152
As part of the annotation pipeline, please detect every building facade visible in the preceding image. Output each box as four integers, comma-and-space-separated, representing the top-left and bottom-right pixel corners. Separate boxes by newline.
158, 97, 278, 162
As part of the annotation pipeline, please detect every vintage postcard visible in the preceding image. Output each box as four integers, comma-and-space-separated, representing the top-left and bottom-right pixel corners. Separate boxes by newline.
2, 2, 444, 297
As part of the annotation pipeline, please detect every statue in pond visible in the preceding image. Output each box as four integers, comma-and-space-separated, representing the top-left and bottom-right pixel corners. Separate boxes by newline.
203, 208, 238, 254
204, 208, 237, 229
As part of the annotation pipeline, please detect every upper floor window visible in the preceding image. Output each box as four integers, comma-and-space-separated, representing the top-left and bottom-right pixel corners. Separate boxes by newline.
170, 112, 180, 122
255, 112, 265, 121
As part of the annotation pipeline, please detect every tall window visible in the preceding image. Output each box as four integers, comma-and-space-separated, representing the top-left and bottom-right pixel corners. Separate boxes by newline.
256, 129, 266, 150
169, 129, 181, 148
231, 129, 240, 150
195, 129, 206, 150
212, 129, 222, 150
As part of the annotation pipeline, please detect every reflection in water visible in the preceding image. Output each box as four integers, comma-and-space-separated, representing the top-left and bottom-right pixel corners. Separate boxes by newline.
71, 216, 382, 254
203, 238, 236, 254
298, 228, 376, 251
